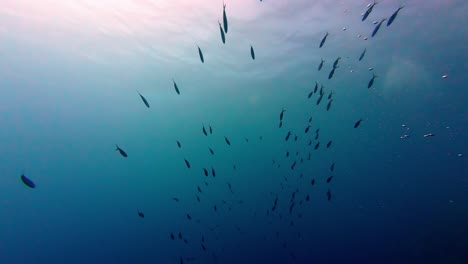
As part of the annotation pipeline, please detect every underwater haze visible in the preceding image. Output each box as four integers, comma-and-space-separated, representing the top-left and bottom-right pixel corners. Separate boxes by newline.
0, 0, 467, 263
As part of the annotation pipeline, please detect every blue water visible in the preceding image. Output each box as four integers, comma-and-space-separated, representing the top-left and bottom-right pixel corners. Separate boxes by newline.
0, 1, 467, 263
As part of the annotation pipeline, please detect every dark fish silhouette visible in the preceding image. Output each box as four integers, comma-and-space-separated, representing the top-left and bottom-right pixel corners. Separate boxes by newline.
326, 140, 333, 148
328, 91, 333, 100
209, 125, 213, 134
314, 142, 320, 150
197, 45, 204, 63
138, 211, 145, 218
137, 92, 150, 108
197, 186, 202, 193
180, 257, 184, 264
208, 147, 214, 155
218, 21, 225, 44
319, 84, 324, 96
305, 125, 311, 134
177, 141, 181, 148
170, 233, 175, 240
313, 82, 318, 93
294, 135, 298, 141
319, 32, 329, 48
327, 189, 332, 201
311, 179, 315, 185
307, 91, 313, 99
316, 94, 324, 105
116, 145, 127, 157
224, 136, 231, 145
354, 118, 363, 128
279, 121, 283, 128
333, 57, 341, 68
372, 18, 387, 37
308, 116, 313, 123
173, 79, 180, 94
211, 167, 216, 177
291, 161, 296, 170
250, 45, 255, 60
173, 198, 180, 202
203, 168, 208, 176
326, 100, 333, 111
196, 195, 200, 202
387, 6, 404, 26
326, 176, 333, 183
359, 48, 366, 61
330, 162, 335, 172
286, 151, 289, 157
223, 2, 228, 33
20, 174, 35, 188
362, 2, 377, 21
318, 58, 324, 71
178, 232, 183, 239
285, 131, 292, 141
280, 108, 286, 121
368, 73, 378, 88
184, 159, 191, 169
202, 124, 207, 136
306, 194, 310, 201
202, 243, 207, 251
328, 67, 338, 79
186, 214, 192, 220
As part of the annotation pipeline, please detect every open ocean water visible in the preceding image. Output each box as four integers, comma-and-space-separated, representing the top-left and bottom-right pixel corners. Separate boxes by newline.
0, 1, 467, 263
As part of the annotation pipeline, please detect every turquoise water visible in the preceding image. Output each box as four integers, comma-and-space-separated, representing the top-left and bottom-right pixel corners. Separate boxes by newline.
0, 1, 467, 263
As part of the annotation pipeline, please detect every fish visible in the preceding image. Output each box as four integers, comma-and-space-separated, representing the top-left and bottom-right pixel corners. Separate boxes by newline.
316, 93, 324, 105
387, 6, 404, 26
213, 205, 217, 212
202, 243, 207, 251
224, 136, 231, 145
314, 142, 320, 150
203, 168, 208, 176
20, 174, 35, 188
184, 159, 191, 169
173, 198, 180, 202
197, 45, 204, 63
280, 108, 286, 121
228, 183, 234, 194
372, 18, 387, 38
223, 2, 228, 33
170, 233, 175, 240
198, 186, 202, 193
423, 133, 435, 138
305, 125, 311, 134
332, 57, 341, 68
209, 125, 213, 134
173, 79, 180, 94
319, 85, 324, 96
308, 116, 313, 123
328, 91, 333, 100
177, 141, 181, 148
362, 2, 377, 21
211, 166, 216, 177
326, 100, 333, 111
218, 21, 225, 44
326, 176, 333, 183
319, 32, 329, 48
330, 162, 335, 172
115, 145, 128, 157
326, 140, 333, 148
307, 91, 313, 99
327, 189, 332, 201
359, 48, 366, 61
306, 194, 310, 201
138, 211, 145, 218
202, 124, 207, 136
311, 179, 315, 185
285, 131, 292, 141
286, 151, 289, 157
318, 58, 324, 71
208, 147, 214, 155
313, 82, 318, 93
354, 118, 363, 128
137, 92, 150, 108
294, 135, 298, 141
289, 202, 295, 214
250, 45, 255, 60
186, 214, 192, 220
291, 161, 296, 170
368, 73, 378, 88
328, 67, 338, 79
180, 257, 184, 264
196, 195, 200, 202
178, 232, 183, 239
279, 121, 283, 128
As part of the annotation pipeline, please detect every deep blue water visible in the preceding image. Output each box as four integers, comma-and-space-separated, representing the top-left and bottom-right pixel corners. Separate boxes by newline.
0, 1, 467, 263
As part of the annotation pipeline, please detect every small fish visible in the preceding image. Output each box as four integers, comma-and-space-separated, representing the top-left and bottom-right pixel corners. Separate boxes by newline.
213, 205, 217, 212
180, 257, 184, 264
173, 198, 180, 202
305, 125, 311, 134
211, 167, 216, 177
314, 82, 318, 93
327, 189, 332, 201
326, 140, 333, 148
137, 92, 150, 108
319, 32, 329, 48
137, 211, 145, 218
285, 131, 292, 141
197, 45, 204, 63
208, 147, 214, 155
202, 124, 208, 136
368, 73, 378, 88
289, 202, 295, 214
308, 116, 313, 123
319, 85, 324, 96
372, 18, 387, 38
250, 45, 255, 60
306, 194, 310, 201
197, 186, 202, 193
359, 48, 366, 61
115, 145, 128, 158
291, 161, 296, 170
178, 232, 183, 239
223, 2, 228, 33
326, 176, 333, 183
186, 214, 192, 220
333, 57, 341, 68
286, 151, 290, 157
354, 118, 363, 128
218, 21, 225, 44
330, 162, 335, 172
423, 133, 435, 138
20, 174, 35, 188
316, 94, 324, 105
314, 142, 320, 150
311, 179, 315, 185
294, 135, 298, 141
307, 91, 313, 99
224, 136, 231, 146
387, 6, 404, 26
280, 108, 286, 121
203, 168, 208, 176
362, 2, 377, 22
279, 121, 283, 128
209, 125, 213, 134
328, 91, 333, 100
326, 100, 333, 111
202, 243, 207, 251
173, 79, 180, 95
184, 159, 191, 169
177, 141, 181, 148
170, 233, 175, 240
328, 67, 338, 79
318, 58, 324, 71
196, 195, 200, 202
